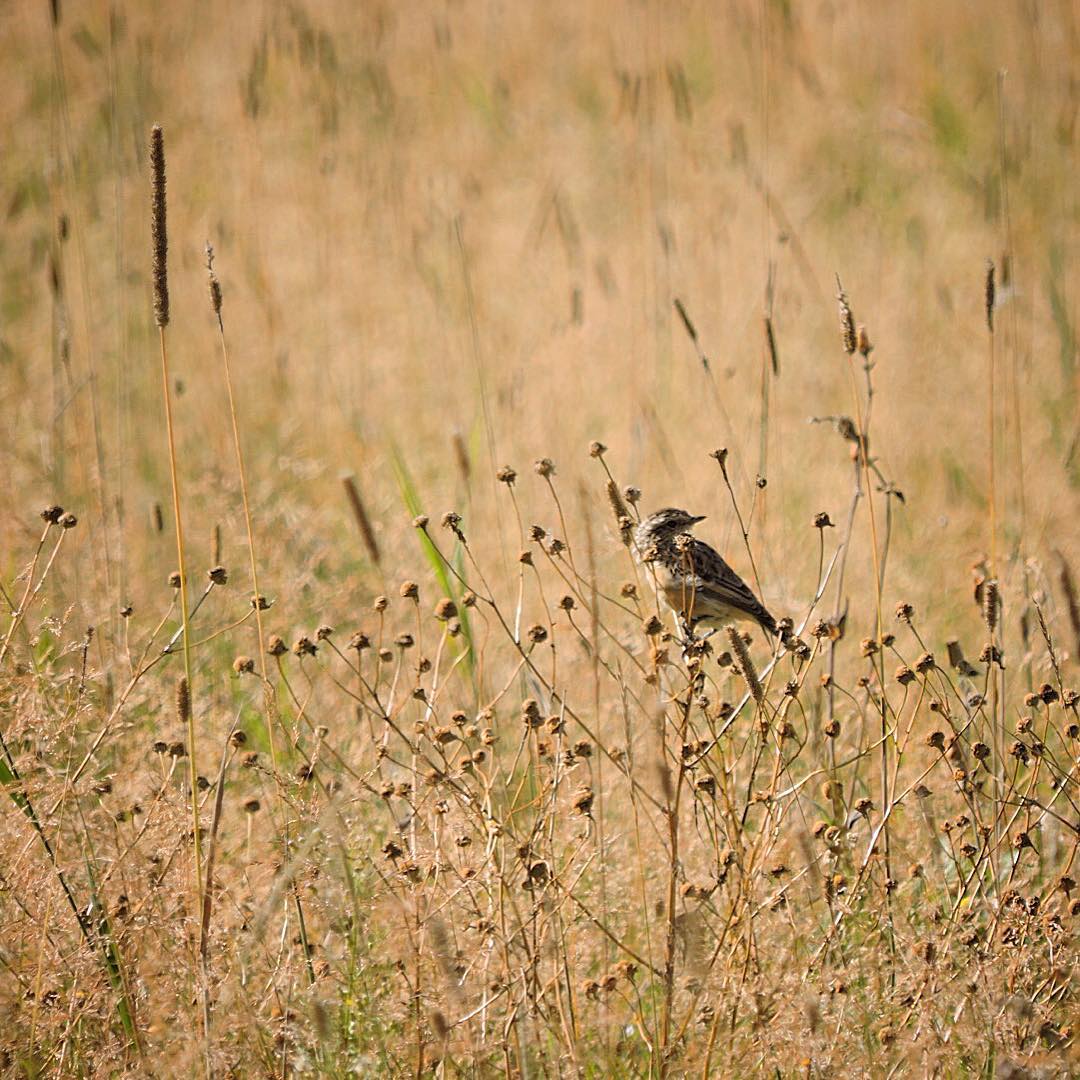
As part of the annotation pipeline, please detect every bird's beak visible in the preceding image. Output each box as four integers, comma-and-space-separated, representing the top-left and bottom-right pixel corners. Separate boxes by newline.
691, 515, 706, 524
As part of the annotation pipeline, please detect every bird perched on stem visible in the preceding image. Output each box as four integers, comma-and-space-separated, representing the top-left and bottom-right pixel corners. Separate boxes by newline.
634, 508, 777, 637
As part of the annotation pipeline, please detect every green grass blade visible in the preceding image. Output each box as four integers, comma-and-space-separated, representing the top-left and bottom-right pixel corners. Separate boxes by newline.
389, 445, 476, 682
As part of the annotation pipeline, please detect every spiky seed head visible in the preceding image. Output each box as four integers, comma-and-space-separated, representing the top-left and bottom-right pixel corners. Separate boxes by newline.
983, 579, 1000, 634
835, 276, 856, 354
726, 624, 764, 707
150, 126, 169, 328
205, 243, 223, 317
175, 676, 190, 725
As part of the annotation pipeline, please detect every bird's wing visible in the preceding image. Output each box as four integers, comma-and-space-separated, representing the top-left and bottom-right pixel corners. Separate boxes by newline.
684, 539, 777, 633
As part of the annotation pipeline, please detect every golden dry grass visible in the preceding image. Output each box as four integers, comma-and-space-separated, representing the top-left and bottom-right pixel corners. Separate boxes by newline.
2, 1, 1080, 1076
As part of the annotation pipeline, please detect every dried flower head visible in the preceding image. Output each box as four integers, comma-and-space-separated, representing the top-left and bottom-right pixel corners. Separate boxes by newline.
857, 325, 873, 358
572, 786, 594, 815
292, 636, 316, 657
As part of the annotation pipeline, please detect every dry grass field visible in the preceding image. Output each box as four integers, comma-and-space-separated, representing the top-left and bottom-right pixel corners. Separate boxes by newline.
2, 0, 1080, 1075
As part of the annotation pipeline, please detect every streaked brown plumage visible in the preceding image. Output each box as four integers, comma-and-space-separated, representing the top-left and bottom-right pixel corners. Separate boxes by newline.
634, 507, 777, 635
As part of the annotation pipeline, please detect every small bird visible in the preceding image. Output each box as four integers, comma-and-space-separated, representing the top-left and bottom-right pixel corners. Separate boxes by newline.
634, 507, 778, 636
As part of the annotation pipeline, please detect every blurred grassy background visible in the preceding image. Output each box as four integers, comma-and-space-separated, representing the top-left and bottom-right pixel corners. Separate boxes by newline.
2, 0, 1077, 640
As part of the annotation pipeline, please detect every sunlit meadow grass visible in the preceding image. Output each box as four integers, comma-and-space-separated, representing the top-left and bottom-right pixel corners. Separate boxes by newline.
2, 1, 1080, 1076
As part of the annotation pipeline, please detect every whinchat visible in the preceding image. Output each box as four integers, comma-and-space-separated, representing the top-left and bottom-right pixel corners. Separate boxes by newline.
634, 507, 778, 636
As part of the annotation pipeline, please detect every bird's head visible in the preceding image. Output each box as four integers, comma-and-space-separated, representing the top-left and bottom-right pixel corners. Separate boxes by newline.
635, 507, 706, 546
